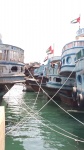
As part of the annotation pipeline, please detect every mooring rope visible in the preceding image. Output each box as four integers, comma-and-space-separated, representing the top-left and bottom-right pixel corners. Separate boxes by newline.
4, 65, 84, 139
6, 104, 84, 143
32, 75, 44, 109
5, 58, 84, 143
16, 104, 84, 141
5, 84, 84, 142
24, 60, 84, 126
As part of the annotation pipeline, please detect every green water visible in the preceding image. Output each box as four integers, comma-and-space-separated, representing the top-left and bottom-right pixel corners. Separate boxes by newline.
1, 84, 84, 150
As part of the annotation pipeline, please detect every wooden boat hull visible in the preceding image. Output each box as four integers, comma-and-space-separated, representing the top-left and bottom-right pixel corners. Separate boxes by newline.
41, 84, 61, 101
29, 83, 43, 92
27, 78, 43, 92
59, 90, 78, 107
25, 76, 48, 93
24, 84, 34, 92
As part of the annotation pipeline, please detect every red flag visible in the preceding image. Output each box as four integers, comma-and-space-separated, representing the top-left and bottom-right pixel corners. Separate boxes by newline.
71, 16, 80, 24
46, 46, 52, 53
49, 46, 52, 51
49, 49, 54, 54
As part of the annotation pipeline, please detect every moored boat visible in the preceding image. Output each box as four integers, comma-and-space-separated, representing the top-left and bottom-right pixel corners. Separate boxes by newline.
72, 34, 84, 110
0, 38, 25, 98
27, 64, 48, 93
59, 40, 84, 77
24, 62, 40, 77
41, 56, 61, 100
42, 74, 75, 102
59, 27, 84, 108
24, 62, 40, 92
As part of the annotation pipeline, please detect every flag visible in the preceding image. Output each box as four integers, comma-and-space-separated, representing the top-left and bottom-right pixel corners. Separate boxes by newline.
48, 49, 54, 54
71, 16, 80, 24
44, 56, 48, 62
46, 46, 52, 53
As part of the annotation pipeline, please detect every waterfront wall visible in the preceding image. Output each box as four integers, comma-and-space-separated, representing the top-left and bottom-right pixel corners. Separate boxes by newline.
0, 106, 5, 150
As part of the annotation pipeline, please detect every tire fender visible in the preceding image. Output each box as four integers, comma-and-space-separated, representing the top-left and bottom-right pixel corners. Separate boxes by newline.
72, 87, 77, 101
77, 94, 83, 107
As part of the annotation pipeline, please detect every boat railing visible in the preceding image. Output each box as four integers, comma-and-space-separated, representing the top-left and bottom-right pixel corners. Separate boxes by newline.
62, 41, 84, 53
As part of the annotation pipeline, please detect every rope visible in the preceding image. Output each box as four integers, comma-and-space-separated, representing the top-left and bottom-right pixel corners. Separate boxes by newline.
5, 59, 84, 143
17, 104, 84, 141
32, 75, 44, 109
6, 104, 84, 143
25, 61, 84, 125
5, 64, 84, 138
5, 88, 84, 142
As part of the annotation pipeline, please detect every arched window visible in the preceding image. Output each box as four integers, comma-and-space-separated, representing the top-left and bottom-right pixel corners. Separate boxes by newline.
21, 67, 23, 72
11, 66, 18, 72
77, 75, 82, 84
63, 58, 65, 64
56, 77, 61, 82
66, 56, 72, 64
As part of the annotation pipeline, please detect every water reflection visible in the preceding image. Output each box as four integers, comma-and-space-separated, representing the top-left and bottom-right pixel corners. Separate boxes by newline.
1, 84, 84, 150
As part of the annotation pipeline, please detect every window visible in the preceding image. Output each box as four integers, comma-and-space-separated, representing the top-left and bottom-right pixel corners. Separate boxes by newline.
66, 56, 72, 64
21, 67, 23, 72
77, 75, 82, 84
11, 66, 18, 72
56, 77, 61, 82
76, 51, 81, 59
63, 58, 65, 64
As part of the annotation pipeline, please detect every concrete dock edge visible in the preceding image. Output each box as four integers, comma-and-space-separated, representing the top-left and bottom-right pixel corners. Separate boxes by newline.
0, 106, 5, 150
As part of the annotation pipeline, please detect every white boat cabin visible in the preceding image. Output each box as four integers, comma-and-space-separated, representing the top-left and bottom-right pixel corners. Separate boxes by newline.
60, 40, 84, 77
0, 44, 24, 75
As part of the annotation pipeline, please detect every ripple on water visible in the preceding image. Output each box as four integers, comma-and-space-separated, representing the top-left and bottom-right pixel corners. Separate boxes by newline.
2, 84, 84, 150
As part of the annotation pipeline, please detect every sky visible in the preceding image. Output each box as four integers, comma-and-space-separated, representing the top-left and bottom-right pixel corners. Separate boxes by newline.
0, 0, 84, 63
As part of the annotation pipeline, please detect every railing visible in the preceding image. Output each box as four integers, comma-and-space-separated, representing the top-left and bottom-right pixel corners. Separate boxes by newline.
62, 41, 84, 52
